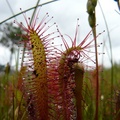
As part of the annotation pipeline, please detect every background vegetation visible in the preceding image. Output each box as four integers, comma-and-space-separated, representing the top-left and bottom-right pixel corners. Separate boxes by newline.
0, 0, 120, 120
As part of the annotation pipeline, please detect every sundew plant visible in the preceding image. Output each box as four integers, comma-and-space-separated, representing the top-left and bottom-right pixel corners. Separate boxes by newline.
0, 0, 120, 120
14, 8, 99, 119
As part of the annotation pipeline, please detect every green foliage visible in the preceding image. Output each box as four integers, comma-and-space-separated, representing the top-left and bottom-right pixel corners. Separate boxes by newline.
1, 63, 120, 119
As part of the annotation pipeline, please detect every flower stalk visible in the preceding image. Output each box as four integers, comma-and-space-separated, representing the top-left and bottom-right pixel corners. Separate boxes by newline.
87, 0, 99, 119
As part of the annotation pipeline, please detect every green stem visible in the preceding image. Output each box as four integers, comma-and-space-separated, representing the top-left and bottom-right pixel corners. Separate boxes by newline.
91, 11, 99, 120
29, 0, 41, 25
74, 63, 84, 120
93, 27, 99, 120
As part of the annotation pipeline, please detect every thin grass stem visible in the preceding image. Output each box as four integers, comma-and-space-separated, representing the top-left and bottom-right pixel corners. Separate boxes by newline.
98, 2, 114, 119
0, 0, 59, 25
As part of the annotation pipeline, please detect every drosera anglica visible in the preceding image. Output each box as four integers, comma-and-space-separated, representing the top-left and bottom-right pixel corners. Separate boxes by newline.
14, 7, 105, 119
14, 8, 60, 120
48, 19, 105, 119
57, 20, 105, 69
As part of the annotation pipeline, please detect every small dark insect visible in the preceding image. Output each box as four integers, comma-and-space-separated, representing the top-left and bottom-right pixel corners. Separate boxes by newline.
67, 51, 80, 69
33, 70, 38, 77
32, 45, 34, 48
67, 58, 79, 70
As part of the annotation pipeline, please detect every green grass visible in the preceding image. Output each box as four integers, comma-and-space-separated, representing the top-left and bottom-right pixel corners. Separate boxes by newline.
1, 63, 120, 119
